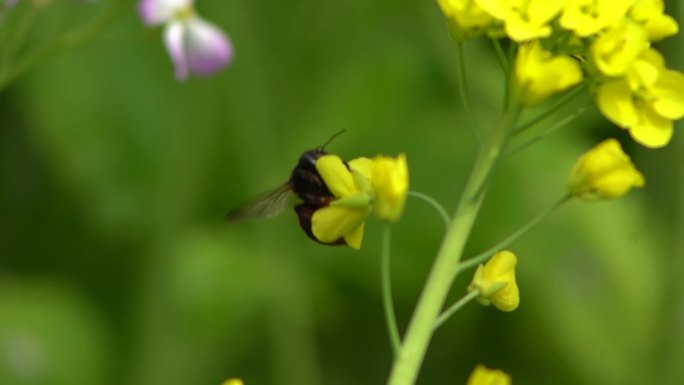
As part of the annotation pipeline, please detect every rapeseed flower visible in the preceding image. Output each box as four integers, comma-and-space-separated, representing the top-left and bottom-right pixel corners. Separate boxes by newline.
468, 250, 519, 312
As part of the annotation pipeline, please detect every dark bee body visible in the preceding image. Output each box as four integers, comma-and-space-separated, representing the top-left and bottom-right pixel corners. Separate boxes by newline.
226, 131, 348, 246
290, 149, 334, 206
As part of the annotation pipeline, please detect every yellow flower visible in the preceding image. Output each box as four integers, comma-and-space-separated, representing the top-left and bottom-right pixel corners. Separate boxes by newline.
466, 365, 511, 385
476, 0, 565, 41
629, 0, 679, 41
468, 251, 519, 312
312, 155, 372, 249
591, 20, 647, 76
311, 153, 410, 248
597, 48, 684, 148
560, 0, 636, 37
515, 41, 583, 106
568, 139, 645, 200
221, 379, 244, 385
437, 0, 495, 38
371, 154, 409, 222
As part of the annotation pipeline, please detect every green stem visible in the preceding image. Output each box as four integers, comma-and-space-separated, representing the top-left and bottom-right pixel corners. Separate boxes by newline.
490, 38, 508, 74
433, 289, 479, 331
513, 82, 588, 135
407, 191, 450, 229
387, 102, 522, 385
458, 195, 571, 272
382, 224, 401, 356
505, 104, 594, 157
456, 41, 482, 145
0, 2, 123, 92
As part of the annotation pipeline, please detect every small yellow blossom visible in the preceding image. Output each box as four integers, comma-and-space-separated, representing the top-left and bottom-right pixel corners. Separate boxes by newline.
313, 155, 372, 249
629, 0, 679, 41
371, 154, 409, 222
568, 139, 645, 200
560, 0, 636, 37
515, 41, 583, 106
591, 20, 647, 76
477, 0, 565, 41
311, 153, 410, 248
597, 49, 684, 147
468, 251, 519, 312
467, 365, 511, 385
437, 0, 495, 38
221, 379, 244, 385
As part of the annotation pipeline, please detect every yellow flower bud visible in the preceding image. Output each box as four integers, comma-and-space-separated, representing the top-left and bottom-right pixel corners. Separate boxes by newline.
468, 250, 519, 312
371, 153, 409, 222
222, 379, 244, 385
515, 41, 583, 106
568, 139, 645, 200
591, 20, 647, 76
437, 0, 495, 39
466, 364, 511, 385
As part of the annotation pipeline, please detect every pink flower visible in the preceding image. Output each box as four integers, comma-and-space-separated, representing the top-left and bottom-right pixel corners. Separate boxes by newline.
138, 0, 233, 80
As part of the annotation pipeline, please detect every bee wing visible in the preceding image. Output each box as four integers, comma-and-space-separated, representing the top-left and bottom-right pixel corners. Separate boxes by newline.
226, 182, 294, 223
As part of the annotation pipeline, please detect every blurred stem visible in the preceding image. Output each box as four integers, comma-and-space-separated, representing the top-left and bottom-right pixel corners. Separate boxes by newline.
505, 104, 594, 157
458, 194, 572, 272
490, 38, 508, 73
407, 191, 450, 229
456, 41, 482, 145
513, 81, 588, 135
0, 2, 124, 92
387, 102, 522, 385
382, 224, 401, 356
433, 289, 479, 331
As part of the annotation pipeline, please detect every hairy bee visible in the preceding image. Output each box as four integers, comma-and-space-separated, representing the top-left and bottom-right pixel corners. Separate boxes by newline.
226, 130, 347, 245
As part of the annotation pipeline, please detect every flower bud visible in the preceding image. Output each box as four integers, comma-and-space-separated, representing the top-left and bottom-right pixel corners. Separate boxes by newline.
468, 250, 519, 312
568, 139, 645, 200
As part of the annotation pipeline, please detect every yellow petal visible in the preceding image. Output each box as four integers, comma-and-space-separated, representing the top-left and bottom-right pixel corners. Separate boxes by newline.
343, 222, 365, 250
315, 155, 357, 198
629, 105, 673, 148
311, 205, 368, 244
596, 79, 639, 128
651, 69, 684, 120
371, 153, 409, 222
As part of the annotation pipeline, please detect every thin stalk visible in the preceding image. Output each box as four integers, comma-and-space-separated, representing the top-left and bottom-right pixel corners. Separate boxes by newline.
458, 195, 571, 272
513, 82, 588, 135
382, 224, 401, 356
505, 104, 594, 157
387, 102, 522, 385
490, 38, 508, 74
433, 289, 479, 331
456, 41, 482, 145
408, 191, 450, 229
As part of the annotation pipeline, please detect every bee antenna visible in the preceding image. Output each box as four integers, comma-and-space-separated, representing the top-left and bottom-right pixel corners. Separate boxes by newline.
319, 129, 347, 151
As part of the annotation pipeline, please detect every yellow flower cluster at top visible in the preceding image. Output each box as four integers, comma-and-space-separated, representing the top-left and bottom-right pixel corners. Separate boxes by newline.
437, 0, 684, 148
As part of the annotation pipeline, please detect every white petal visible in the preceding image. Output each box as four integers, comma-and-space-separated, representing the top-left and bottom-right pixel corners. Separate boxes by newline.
163, 21, 189, 80
184, 17, 233, 76
138, 0, 193, 25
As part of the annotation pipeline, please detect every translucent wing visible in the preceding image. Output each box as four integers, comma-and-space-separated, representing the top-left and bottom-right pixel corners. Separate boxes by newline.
226, 182, 293, 223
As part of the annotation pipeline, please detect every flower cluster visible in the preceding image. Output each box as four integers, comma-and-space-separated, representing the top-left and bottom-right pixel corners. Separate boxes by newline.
437, 0, 684, 148
312, 153, 409, 249
138, 0, 233, 80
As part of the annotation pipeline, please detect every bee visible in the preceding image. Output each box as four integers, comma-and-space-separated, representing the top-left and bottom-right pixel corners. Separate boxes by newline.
226, 130, 347, 245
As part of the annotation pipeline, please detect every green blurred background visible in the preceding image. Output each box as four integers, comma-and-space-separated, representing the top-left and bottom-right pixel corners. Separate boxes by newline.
1, 1, 683, 384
